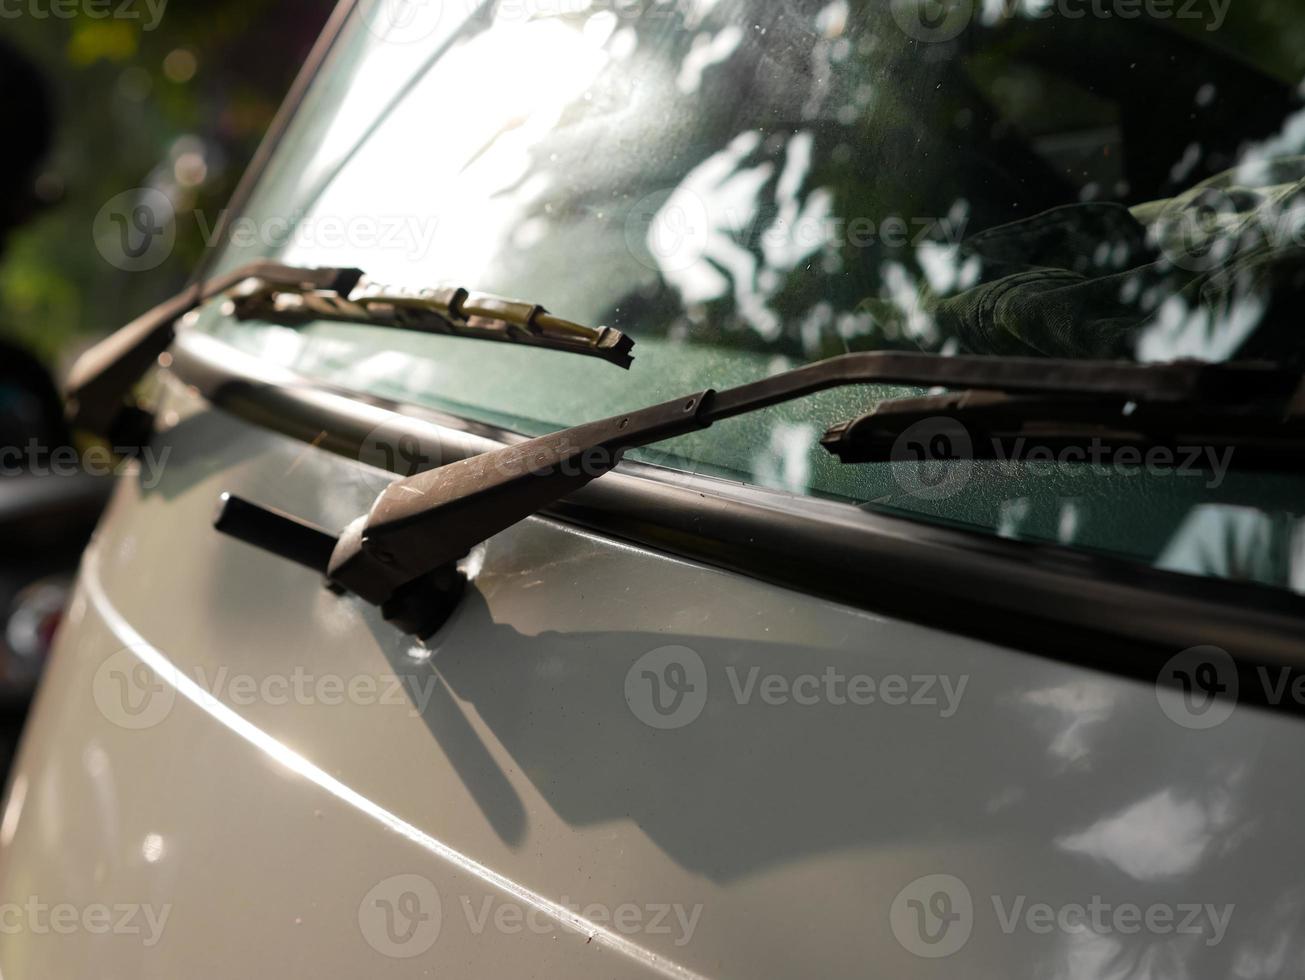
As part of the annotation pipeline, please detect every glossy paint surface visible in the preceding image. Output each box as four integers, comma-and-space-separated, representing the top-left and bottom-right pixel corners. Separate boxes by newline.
1, 377, 1303, 977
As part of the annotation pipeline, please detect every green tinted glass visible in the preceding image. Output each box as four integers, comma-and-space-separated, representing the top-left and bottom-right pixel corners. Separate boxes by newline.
201, 0, 1305, 595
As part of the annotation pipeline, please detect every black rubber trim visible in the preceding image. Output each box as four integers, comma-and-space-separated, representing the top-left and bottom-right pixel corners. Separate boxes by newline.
168, 331, 1305, 716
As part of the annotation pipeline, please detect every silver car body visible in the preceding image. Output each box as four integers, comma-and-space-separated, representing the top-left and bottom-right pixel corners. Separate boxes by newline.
3, 337, 1302, 977
4, 1, 1305, 977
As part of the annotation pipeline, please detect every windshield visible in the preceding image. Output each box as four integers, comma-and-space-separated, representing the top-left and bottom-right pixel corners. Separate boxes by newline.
199, 0, 1305, 596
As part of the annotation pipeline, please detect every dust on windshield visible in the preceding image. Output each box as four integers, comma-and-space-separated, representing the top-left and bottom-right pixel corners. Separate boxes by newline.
203, 0, 1305, 593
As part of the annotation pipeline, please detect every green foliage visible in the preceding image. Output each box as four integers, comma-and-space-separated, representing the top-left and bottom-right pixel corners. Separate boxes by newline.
0, 0, 332, 367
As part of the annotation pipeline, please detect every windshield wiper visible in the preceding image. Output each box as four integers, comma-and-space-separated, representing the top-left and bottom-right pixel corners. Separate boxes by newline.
213, 351, 1302, 637
823, 386, 1305, 469
226, 275, 634, 367
65, 261, 633, 443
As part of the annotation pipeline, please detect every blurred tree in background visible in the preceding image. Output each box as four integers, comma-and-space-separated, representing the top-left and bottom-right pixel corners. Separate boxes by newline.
0, 0, 334, 367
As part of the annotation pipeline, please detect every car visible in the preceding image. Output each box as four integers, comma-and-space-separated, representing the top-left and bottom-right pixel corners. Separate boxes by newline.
0, 342, 110, 781
3, 0, 1305, 976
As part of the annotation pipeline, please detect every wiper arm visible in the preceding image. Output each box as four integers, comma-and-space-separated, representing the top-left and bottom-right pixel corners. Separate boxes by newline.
65, 261, 633, 443
214, 351, 1302, 637
66, 261, 363, 442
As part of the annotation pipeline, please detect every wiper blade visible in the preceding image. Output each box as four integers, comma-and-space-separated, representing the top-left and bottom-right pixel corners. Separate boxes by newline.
227, 276, 634, 368
214, 351, 1302, 637
822, 386, 1305, 469
65, 261, 633, 442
